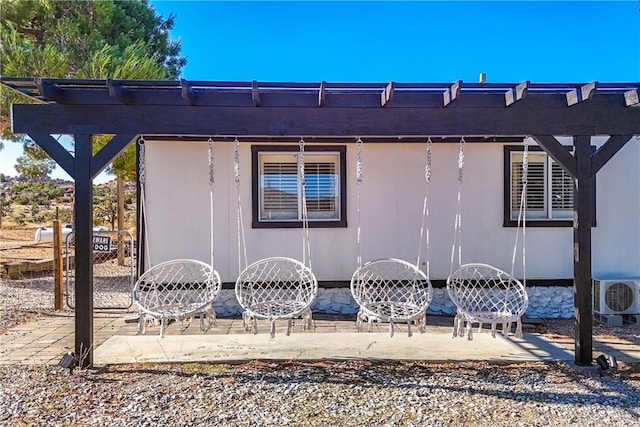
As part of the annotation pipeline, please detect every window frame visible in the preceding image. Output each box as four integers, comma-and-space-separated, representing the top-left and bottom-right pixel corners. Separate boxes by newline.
252, 145, 347, 228
503, 145, 596, 227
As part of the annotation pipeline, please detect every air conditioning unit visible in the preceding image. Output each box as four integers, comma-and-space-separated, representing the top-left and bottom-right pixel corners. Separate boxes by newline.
593, 278, 640, 315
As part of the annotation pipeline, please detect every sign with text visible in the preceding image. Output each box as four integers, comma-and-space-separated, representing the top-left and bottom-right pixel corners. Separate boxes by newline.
92, 235, 112, 253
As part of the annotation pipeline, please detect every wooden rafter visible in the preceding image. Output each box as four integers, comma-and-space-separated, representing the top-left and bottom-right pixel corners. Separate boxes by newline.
381, 81, 395, 107
625, 88, 640, 106
318, 80, 326, 107
566, 82, 598, 106
107, 79, 132, 104
252, 80, 260, 106
181, 79, 196, 105
443, 80, 461, 107
36, 78, 63, 102
505, 81, 529, 107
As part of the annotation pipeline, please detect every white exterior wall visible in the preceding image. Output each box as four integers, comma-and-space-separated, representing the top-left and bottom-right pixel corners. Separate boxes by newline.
144, 137, 640, 283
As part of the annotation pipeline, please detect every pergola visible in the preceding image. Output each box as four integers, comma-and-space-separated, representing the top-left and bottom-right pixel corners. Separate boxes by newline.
3, 77, 640, 367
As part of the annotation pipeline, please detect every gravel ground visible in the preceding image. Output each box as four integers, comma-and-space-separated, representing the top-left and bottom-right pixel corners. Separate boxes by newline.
0, 360, 638, 426
1, 276, 639, 426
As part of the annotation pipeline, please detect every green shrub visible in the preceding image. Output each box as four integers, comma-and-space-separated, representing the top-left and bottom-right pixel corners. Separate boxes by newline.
11, 213, 25, 225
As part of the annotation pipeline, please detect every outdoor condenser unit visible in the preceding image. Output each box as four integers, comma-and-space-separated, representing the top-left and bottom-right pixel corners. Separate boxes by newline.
593, 278, 640, 315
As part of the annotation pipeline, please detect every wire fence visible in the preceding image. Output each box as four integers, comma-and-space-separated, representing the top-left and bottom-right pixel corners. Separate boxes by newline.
65, 230, 135, 309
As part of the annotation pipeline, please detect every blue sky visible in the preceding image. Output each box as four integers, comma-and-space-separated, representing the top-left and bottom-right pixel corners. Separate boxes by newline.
1, 1, 638, 181
151, 0, 640, 82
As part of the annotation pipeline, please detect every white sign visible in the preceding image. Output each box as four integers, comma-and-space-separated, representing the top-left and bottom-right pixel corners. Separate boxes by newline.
92, 235, 112, 253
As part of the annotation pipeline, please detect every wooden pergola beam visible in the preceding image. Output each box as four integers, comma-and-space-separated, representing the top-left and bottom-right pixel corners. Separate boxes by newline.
12, 95, 640, 136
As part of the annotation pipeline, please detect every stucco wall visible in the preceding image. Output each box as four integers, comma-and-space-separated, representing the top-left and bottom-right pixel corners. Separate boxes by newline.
143, 137, 640, 283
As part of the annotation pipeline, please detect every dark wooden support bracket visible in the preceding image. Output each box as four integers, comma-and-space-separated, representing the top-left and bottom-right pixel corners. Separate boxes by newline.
36, 78, 64, 102
318, 81, 326, 107
181, 79, 197, 105
624, 88, 640, 107
107, 79, 132, 104
591, 135, 633, 175
381, 82, 395, 107
531, 135, 577, 179
252, 80, 260, 106
73, 133, 94, 368
566, 82, 598, 106
443, 80, 461, 107
91, 134, 137, 178
573, 135, 594, 366
505, 81, 529, 106
26, 132, 75, 178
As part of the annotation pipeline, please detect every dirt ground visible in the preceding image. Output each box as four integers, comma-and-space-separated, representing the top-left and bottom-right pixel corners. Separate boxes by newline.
0, 226, 54, 264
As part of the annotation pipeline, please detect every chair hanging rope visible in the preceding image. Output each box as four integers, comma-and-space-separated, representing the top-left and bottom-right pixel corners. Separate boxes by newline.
350, 137, 433, 337
234, 138, 248, 274
416, 137, 433, 275
446, 137, 529, 340
234, 137, 318, 338
137, 136, 152, 270
299, 138, 312, 270
511, 140, 529, 284
208, 137, 215, 277
449, 137, 465, 276
132, 136, 222, 337
355, 137, 363, 269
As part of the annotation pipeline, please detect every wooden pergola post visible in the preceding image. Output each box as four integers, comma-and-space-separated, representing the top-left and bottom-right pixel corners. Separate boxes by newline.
22, 131, 135, 367
573, 135, 594, 365
73, 134, 94, 366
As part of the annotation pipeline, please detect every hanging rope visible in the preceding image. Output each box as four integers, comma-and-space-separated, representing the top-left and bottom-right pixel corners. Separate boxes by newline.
298, 138, 312, 269
138, 136, 152, 270
449, 137, 465, 276
208, 138, 215, 273
510, 139, 529, 283
416, 137, 432, 276
234, 138, 248, 274
355, 137, 364, 269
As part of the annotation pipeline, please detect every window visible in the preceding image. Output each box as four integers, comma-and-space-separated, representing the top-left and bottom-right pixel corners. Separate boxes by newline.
252, 145, 347, 228
504, 146, 596, 227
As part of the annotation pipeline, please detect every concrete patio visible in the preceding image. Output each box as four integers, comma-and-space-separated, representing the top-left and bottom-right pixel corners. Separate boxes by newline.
1, 311, 638, 366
